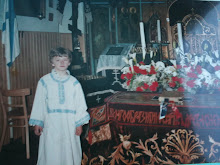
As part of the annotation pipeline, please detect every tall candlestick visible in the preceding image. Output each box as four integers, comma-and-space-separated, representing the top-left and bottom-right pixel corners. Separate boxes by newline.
157, 20, 161, 43
139, 22, 146, 60
140, 0, 142, 21
177, 22, 184, 53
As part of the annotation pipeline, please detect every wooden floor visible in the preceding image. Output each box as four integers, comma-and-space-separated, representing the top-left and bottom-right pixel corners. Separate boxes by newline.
0, 131, 38, 165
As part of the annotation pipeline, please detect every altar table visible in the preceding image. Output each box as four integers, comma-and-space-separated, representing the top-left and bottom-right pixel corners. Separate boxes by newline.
81, 91, 220, 165
96, 43, 134, 73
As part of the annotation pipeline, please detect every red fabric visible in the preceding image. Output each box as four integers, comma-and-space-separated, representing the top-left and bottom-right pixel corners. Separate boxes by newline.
171, 103, 182, 119
88, 130, 93, 145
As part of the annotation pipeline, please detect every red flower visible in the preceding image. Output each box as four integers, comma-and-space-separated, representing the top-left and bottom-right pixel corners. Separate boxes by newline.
139, 69, 147, 75
190, 67, 195, 72
127, 80, 131, 86
121, 74, 126, 80
187, 72, 198, 78
149, 66, 156, 75
214, 66, 220, 71
125, 73, 133, 79
139, 61, 145, 65
196, 65, 202, 74
149, 81, 159, 91
172, 77, 179, 82
177, 87, 185, 92
133, 66, 140, 73
203, 82, 208, 86
176, 65, 182, 69
136, 86, 144, 92
172, 77, 184, 84
143, 83, 149, 89
186, 80, 195, 88
169, 81, 176, 88
214, 79, 220, 84
178, 78, 184, 84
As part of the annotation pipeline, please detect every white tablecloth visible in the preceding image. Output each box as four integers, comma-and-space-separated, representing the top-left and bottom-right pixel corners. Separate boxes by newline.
96, 54, 127, 73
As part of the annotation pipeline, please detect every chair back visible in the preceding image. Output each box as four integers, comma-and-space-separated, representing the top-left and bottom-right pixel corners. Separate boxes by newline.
0, 88, 31, 159
1, 88, 31, 118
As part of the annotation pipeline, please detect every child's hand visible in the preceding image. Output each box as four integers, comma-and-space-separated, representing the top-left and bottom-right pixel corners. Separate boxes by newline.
34, 125, 43, 136
75, 125, 82, 136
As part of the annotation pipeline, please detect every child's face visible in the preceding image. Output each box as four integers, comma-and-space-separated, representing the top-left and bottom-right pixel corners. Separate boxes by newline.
51, 56, 70, 72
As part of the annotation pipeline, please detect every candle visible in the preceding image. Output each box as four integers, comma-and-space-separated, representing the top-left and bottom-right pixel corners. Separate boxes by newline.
157, 20, 161, 43
177, 22, 184, 53
139, 22, 146, 60
150, 50, 153, 58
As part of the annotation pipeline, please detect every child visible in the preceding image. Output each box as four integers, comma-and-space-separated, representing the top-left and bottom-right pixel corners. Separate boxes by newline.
29, 47, 90, 165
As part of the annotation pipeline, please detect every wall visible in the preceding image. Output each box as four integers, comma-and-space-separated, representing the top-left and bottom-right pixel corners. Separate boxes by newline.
0, 0, 72, 33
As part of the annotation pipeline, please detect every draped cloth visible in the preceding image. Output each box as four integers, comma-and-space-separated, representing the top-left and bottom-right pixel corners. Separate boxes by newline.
2, 0, 20, 66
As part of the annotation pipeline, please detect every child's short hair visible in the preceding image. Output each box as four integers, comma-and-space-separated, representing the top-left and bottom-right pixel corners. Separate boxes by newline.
49, 47, 72, 63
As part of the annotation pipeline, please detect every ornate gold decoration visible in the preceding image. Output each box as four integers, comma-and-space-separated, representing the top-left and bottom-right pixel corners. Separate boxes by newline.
209, 136, 220, 162
108, 134, 141, 165
134, 133, 175, 164
163, 129, 204, 164
90, 155, 106, 165
81, 152, 88, 165
84, 129, 211, 164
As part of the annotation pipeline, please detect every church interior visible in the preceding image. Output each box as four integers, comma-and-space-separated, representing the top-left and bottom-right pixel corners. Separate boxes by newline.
1, 0, 220, 164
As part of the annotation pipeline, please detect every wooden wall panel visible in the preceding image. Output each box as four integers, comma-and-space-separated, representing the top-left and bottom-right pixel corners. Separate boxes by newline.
0, 31, 8, 144
9, 32, 72, 106
0, 31, 72, 143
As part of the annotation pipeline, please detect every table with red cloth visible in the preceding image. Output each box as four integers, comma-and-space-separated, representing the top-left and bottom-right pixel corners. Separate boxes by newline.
81, 91, 220, 165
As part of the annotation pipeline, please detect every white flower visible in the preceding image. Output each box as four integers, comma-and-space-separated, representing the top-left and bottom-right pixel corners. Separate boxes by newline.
172, 71, 178, 77
215, 70, 220, 79
205, 55, 217, 67
129, 53, 137, 62
136, 75, 150, 82
163, 66, 176, 74
139, 65, 151, 72
194, 79, 202, 87
121, 48, 220, 93
149, 74, 157, 83
155, 61, 165, 71
121, 66, 130, 74
214, 50, 219, 58
183, 66, 191, 73
191, 56, 199, 66
197, 55, 204, 63
186, 53, 192, 61
122, 57, 129, 64
170, 60, 176, 67
122, 83, 129, 89
129, 59, 134, 73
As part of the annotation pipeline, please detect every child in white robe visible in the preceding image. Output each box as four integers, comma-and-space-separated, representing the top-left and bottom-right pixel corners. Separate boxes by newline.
29, 47, 90, 165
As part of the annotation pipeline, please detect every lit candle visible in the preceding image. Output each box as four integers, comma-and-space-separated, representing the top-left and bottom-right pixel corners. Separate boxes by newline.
139, 22, 146, 60
177, 22, 184, 53
157, 20, 161, 43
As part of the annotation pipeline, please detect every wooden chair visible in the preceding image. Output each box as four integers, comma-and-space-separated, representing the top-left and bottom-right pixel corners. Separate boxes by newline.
0, 88, 31, 159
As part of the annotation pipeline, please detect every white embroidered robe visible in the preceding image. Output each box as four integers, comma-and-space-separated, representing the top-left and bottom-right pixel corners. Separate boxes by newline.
29, 70, 90, 165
